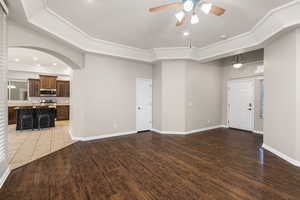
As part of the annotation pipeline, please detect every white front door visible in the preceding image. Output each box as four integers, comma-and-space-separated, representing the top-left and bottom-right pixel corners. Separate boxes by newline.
228, 79, 254, 131
136, 79, 152, 131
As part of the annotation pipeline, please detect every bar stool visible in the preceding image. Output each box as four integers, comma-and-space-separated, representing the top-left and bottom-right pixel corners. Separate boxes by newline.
19, 108, 34, 131
37, 107, 51, 130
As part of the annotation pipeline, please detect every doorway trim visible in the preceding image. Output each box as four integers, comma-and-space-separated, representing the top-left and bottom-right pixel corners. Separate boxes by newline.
227, 78, 255, 131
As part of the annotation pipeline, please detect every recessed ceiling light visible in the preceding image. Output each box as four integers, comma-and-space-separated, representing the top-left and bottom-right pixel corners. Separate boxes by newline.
14, 58, 20, 62
87, 0, 94, 3
52, 62, 57, 66
33, 57, 38, 61
36, 64, 41, 67
220, 35, 228, 39
183, 32, 189, 36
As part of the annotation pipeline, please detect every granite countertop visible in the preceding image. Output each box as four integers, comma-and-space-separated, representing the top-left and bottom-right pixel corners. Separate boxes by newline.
9, 103, 70, 107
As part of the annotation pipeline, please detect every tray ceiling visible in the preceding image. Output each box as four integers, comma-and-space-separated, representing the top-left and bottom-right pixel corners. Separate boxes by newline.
46, 0, 293, 49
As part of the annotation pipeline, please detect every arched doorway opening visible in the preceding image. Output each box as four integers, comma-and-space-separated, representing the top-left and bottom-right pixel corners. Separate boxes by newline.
7, 47, 75, 169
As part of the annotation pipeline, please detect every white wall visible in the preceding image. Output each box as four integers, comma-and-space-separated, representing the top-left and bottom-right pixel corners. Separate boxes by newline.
296, 29, 300, 162
160, 60, 187, 132
264, 28, 299, 162
71, 54, 152, 138
186, 61, 222, 131
152, 62, 162, 130
152, 60, 223, 133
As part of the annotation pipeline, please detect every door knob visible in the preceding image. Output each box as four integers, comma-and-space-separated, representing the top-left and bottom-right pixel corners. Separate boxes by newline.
137, 106, 142, 110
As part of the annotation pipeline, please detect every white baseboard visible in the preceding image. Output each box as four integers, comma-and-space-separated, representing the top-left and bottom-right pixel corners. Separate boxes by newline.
220, 125, 229, 128
263, 144, 300, 167
69, 125, 226, 141
0, 167, 10, 189
185, 125, 225, 134
70, 130, 137, 141
151, 129, 186, 134
253, 130, 264, 134
151, 125, 224, 135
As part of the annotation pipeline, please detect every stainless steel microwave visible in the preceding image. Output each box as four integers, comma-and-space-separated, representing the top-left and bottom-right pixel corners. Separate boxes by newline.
40, 89, 56, 96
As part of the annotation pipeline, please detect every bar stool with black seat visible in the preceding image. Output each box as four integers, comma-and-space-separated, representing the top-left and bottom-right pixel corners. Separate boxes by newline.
36, 107, 51, 130
19, 108, 34, 131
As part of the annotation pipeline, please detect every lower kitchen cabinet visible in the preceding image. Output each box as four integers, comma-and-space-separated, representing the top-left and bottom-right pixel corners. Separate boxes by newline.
8, 106, 16, 125
56, 105, 69, 121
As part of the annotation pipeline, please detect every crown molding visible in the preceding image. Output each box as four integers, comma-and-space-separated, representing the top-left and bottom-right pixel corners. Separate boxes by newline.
152, 47, 196, 61
19, 0, 300, 63
0, 0, 8, 14
194, 0, 300, 62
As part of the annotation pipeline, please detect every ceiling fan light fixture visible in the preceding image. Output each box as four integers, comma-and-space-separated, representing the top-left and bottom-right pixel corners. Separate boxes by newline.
191, 13, 199, 24
201, 3, 212, 14
175, 10, 185, 22
183, 0, 194, 12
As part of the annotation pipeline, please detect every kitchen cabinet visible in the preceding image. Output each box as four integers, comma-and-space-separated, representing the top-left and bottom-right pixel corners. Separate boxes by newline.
8, 106, 16, 125
56, 105, 69, 121
56, 81, 70, 97
40, 75, 57, 89
28, 79, 40, 97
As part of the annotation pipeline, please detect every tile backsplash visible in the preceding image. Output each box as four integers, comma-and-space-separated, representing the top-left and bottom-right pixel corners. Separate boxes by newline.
9, 97, 69, 105
29, 97, 69, 104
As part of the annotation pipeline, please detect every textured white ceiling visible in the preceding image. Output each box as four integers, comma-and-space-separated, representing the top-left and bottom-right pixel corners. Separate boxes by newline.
8, 48, 71, 74
46, 0, 293, 49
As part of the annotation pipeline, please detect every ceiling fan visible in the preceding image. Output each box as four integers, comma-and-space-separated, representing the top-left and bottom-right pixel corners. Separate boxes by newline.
149, 0, 226, 26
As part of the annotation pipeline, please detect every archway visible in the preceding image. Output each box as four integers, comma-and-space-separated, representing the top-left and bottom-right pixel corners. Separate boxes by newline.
6, 47, 75, 169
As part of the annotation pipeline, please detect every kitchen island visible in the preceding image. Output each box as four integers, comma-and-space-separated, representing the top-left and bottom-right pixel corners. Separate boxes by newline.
8, 103, 69, 125
16, 107, 56, 130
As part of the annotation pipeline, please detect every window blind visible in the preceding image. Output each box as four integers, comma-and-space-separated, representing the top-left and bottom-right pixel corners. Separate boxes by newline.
0, 6, 8, 174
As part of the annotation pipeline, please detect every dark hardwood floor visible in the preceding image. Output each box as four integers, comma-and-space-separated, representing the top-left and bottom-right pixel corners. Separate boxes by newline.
1, 128, 300, 200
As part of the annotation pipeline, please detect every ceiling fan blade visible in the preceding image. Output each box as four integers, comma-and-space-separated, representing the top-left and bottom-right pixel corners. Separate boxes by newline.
149, 2, 182, 12
210, 5, 226, 16
176, 16, 186, 27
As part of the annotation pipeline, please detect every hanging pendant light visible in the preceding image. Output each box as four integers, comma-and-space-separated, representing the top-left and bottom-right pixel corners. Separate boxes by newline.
233, 55, 243, 69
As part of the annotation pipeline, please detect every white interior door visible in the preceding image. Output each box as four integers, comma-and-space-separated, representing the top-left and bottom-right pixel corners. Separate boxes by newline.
228, 79, 254, 131
136, 79, 152, 131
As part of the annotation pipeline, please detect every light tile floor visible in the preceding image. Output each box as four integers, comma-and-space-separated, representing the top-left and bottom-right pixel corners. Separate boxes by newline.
8, 121, 76, 169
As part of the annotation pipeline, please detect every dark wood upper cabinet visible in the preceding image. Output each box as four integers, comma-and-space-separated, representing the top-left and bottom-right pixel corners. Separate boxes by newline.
28, 79, 40, 97
40, 75, 57, 89
56, 81, 70, 97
